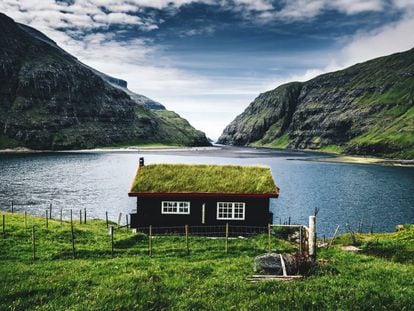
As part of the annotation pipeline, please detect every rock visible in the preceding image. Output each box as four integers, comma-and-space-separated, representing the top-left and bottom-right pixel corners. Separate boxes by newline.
253, 253, 297, 275
340, 246, 362, 252
396, 225, 405, 231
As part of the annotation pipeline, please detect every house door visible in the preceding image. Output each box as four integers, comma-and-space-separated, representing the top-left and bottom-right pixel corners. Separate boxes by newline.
202, 203, 206, 224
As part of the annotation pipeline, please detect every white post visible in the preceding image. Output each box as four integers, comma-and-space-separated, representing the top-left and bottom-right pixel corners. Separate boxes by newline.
309, 215, 316, 259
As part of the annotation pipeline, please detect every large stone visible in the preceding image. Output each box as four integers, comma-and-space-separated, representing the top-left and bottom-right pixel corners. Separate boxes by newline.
253, 253, 297, 275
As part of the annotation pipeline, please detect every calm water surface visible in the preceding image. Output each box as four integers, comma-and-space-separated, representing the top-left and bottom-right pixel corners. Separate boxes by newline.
0, 148, 413, 236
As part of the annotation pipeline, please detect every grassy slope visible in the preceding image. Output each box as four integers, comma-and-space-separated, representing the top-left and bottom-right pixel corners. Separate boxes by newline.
347, 105, 414, 159
130, 164, 278, 194
1, 213, 413, 310
112, 109, 210, 148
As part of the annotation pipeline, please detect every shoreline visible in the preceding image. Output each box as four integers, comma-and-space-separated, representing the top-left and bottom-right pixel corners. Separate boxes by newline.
1, 145, 413, 166
304, 155, 414, 167
0, 146, 221, 153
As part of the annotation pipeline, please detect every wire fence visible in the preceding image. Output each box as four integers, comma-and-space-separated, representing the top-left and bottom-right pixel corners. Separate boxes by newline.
0, 211, 309, 262
1, 200, 131, 227
134, 225, 270, 236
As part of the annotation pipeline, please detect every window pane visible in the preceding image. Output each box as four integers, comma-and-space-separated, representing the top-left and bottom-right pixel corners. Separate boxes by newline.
217, 202, 245, 219
161, 201, 190, 214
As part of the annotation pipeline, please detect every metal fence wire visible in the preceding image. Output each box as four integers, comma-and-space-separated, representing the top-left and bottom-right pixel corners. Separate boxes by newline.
1, 210, 310, 261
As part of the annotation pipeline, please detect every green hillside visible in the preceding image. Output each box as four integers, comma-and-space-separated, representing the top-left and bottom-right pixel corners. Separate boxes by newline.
219, 49, 414, 159
0, 13, 209, 150
1, 212, 413, 310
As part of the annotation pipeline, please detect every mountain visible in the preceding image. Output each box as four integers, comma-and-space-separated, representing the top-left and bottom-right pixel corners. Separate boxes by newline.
218, 49, 414, 159
0, 13, 209, 150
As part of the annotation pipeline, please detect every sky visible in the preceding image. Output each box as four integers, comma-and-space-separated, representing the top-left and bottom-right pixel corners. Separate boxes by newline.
1, 0, 414, 139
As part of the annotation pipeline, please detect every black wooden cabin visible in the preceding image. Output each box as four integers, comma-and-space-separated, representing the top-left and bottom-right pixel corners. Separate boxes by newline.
128, 159, 279, 235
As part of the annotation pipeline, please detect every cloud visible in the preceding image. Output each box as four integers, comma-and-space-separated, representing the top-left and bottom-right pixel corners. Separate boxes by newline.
340, 16, 414, 66
332, 0, 384, 14
0, 0, 396, 35
232, 0, 273, 11
264, 5, 414, 89
0, 0, 156, 33
265, 0, 385, 22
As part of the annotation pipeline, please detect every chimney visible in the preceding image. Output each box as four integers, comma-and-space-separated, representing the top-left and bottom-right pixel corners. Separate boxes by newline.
139, 157, 144, 167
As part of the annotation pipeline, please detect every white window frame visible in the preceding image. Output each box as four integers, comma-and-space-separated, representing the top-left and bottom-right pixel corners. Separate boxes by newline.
161, 201, 190, 215
216, 202, 245, 220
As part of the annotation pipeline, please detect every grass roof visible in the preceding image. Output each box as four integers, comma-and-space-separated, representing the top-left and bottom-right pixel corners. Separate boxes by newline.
129, 164, 279, 195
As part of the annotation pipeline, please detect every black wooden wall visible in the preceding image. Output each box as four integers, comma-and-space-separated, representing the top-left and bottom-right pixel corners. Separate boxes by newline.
130, 195, 272, 229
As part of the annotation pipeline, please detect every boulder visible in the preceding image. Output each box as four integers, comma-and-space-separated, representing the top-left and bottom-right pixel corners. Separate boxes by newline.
253, 253, 297, 275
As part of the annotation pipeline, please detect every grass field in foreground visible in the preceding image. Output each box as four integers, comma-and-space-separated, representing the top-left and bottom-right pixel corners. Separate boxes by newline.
0, 213, 413, 310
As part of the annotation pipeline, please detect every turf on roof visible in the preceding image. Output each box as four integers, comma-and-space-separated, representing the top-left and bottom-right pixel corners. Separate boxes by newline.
130, 164, 278, 195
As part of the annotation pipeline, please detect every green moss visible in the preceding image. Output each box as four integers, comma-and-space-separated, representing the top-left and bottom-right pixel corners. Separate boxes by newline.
130, 164, 279, 194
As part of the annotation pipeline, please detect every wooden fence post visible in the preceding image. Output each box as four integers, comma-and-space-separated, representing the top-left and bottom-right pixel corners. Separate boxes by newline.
2, 214, 5, 238
268, 224, 271, 253
110, 226, 114, 258
45, 210, 48, 228
24, 211, 27, 230
11, 201, 14, 213
117, 213, 122, 227
185, 225, 189, 255
105, 212, 109, 228
225, 223, 229, 253
70, 209, 73, 227
328, 225, 340, 249
49, 203, 52, 219
60, 208, 63, 226
148, 225, 152, 256
71, 224, 76, 259
32, 226, 36, 260
79, 209, 82, 225
84, 208, 86, 224
358, 219, 363, 233
309, 216, 316, 259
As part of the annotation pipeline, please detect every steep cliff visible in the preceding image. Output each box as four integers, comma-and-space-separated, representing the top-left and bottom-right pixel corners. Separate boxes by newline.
218, 49, 414, 159
0, 13, 209, 150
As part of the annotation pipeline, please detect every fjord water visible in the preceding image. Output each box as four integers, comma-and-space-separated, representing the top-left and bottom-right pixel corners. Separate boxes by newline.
0, 149, 413, 237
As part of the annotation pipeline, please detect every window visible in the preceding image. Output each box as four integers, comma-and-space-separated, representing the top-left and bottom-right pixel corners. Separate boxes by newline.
161, 201, 190, 214
217, 202, 245, 220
